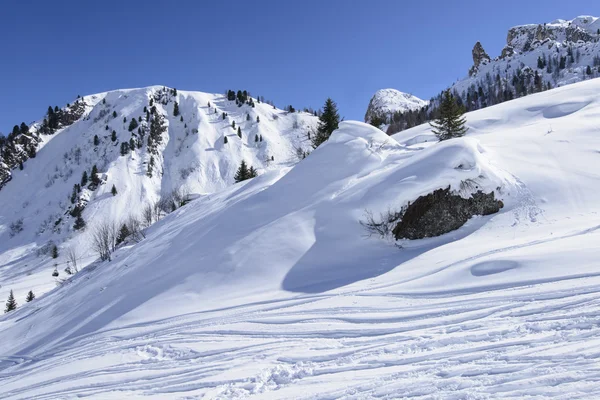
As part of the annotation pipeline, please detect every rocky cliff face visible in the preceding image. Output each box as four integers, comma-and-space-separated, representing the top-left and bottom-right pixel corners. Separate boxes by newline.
503, 18, 598, 56
469, 42, 491, 76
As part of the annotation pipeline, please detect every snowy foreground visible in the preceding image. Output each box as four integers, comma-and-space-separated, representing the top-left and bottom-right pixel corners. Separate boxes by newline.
2, 79, 600, 398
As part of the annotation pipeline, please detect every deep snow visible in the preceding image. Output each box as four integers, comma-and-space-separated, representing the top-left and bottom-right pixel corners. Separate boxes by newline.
1, 79, 600, 398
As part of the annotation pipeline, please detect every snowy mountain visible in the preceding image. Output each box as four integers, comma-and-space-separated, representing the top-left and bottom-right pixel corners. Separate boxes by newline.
378, 15, 600, 134
2, 77, 600, 398
0, 86, 317, 307
363, 88, 427, 125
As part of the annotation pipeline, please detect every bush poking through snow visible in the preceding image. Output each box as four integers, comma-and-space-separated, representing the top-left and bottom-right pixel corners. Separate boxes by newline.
9, 218, 24, 237
360, 208, 405, 239
91, 221, 119, 262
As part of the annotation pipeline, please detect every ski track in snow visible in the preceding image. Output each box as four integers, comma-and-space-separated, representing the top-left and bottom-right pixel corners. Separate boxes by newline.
2, 276, 600, 399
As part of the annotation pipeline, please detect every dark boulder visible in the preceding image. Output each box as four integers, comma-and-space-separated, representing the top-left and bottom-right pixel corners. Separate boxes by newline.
393, 186, 503, 240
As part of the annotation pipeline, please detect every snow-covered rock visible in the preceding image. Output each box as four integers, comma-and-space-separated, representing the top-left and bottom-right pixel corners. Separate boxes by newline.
364, 88, 427, 124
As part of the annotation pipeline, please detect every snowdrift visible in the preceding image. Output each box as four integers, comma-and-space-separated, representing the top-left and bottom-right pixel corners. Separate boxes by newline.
2, 79, 600, 398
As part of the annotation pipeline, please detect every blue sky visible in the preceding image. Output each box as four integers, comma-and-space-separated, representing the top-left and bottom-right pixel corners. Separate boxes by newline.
0, 0, 592, 133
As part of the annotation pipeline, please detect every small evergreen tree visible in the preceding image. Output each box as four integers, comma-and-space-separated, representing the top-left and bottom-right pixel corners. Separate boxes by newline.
111, 184, 117, 196
81, 171, 88, 186
234, 160, 250, 182
93, 134, 100, 146
430, 90, 468, 141
91, 165, 100, 185
74, 214, 86, 230
255, 134, 259, 142
116, 224, 130, 245
128, 118, 139, 132
111, 130, 117, 142
311, 98, 340, 148
232, 121, 236, 129
4, 290, 17, 313
237, 127, 242, 138
246, 113, 251, 121
248, 166, 257, 178
587, 65, 593, 75
224, 136, 228, 144
52, 245, 58, 259
173, 101, 180, 116
112, 111, 117, 118
120, 142, 129, 156
26, 290, 35, 302
256, 116, 260, 123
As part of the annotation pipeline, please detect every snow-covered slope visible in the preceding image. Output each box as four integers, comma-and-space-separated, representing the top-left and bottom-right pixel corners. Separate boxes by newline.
364, 89, 427, 124
0, 86, 316, 307
2, 78, 600, 398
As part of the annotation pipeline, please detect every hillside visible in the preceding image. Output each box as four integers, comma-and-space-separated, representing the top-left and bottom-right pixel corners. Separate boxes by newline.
0, 86, 317, 306
363, 89, 427, 125
379, 15, 600, 134
1, 78, 600, 398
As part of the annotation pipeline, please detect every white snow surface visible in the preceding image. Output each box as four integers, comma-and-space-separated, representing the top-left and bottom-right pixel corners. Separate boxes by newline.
2, 79, 600, 398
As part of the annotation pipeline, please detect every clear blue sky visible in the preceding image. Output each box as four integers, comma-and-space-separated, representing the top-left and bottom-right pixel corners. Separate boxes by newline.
0, 0, 592, 134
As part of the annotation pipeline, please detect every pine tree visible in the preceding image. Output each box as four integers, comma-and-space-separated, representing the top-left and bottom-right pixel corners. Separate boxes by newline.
173, 101, 180, 116
255, 134, 259, 142
311, 98, 340, 148
111, 130, 117, 142
128, 118, 139, 132
81, 171, 88, 186
430, 90, 468, 141
256, 116, 260, 123
587, 65, 593, 75
26, 290, 35, 302
246, 113, 251, 121
111, 184, 117, 196
147, 156, 155, 178
120, 142, 129, 156
116, 223, 130, 245
52, 245, 58, 259
91, 165, 100, 186
237, 127, 242, 138
248, 166, 257, 178
112, 111, 117, 118
232, 121, 236, 129
123, 116, 127, 123
234, 160, 250, 182
74, 214, 86, 230
224, 136, 228, 144
4, 290, 17, 313
93, 134, 100, 146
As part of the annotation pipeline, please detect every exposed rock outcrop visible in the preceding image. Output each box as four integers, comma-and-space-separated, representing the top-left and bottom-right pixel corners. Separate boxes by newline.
393, 187, 503, 240
469, 42, 491, 76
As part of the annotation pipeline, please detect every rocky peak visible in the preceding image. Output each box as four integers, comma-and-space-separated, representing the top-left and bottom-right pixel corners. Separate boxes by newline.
364, 89, 427, 126
469, 42, 491, 76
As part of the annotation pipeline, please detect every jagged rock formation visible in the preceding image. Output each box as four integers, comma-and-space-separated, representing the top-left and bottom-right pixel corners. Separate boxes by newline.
469, 42, 491, 76
393, 187, 503, 240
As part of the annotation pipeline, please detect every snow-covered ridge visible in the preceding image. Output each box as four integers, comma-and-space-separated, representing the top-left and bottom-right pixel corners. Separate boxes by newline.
0, 85, 317, 308
364, 88, 427, 124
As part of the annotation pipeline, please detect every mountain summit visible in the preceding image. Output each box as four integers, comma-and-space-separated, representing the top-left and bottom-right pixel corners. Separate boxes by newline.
364, 89, 427, 125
